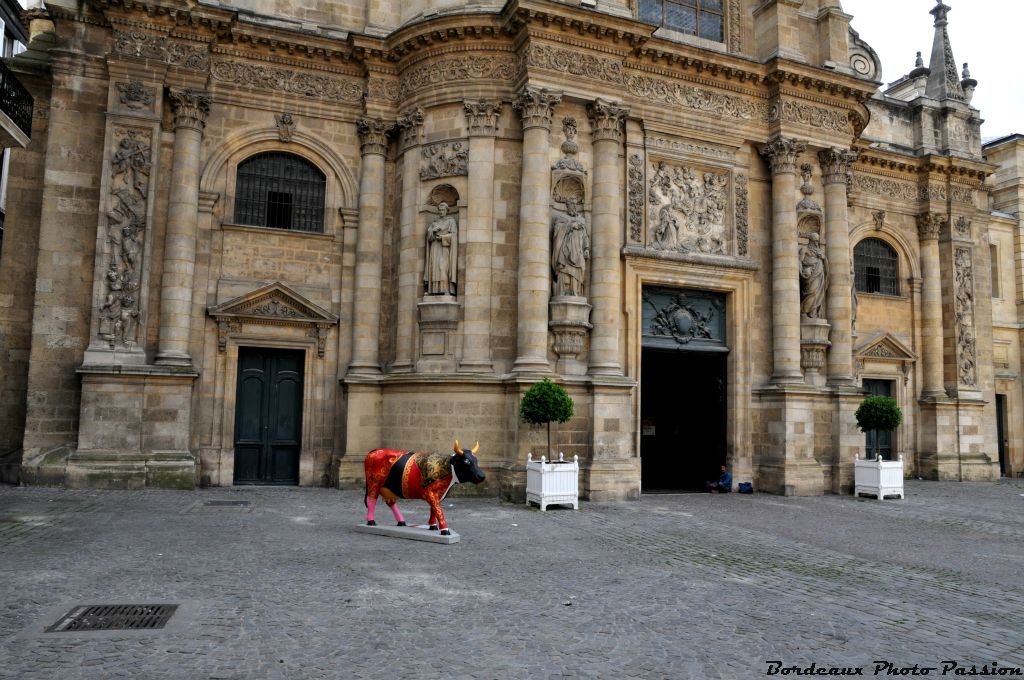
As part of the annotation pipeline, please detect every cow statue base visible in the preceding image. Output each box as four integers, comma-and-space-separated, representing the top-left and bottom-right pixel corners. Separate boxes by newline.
362, 439, 486, 538
353, 523, 460, 544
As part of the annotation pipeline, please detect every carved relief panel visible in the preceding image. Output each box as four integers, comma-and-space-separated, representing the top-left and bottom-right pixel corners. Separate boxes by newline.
647, 160, 729, 256
641, 287, 726, 351
97, 128, 153, 350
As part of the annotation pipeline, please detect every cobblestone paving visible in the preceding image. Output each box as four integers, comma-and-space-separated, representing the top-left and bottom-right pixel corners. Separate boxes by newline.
1, 480, 1022, 679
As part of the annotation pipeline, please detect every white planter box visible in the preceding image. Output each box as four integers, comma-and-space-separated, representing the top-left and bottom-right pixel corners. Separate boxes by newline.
526, 453, 579, 511
854, 454, 905, 500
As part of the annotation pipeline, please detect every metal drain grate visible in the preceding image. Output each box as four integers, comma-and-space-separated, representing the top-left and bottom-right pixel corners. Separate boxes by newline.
204, 500, 251, 507
46, 604, 179, 632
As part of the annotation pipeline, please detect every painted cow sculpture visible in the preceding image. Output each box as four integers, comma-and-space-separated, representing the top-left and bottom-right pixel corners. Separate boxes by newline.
364, 440, 486, 536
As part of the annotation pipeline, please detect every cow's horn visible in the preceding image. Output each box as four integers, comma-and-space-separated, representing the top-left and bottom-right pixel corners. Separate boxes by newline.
471, 441, 479, 454
453, 439, 462, 455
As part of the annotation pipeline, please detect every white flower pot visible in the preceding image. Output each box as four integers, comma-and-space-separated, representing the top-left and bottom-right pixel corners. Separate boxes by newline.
526, 452, 579, 511
854, 454, 904, 500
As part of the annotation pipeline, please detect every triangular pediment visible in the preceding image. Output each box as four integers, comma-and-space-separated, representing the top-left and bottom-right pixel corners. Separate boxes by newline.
208, 282, 338, 325
854, 333, 916, 362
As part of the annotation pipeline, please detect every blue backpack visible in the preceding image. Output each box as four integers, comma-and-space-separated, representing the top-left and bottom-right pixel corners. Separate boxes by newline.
738, 482, 753, 494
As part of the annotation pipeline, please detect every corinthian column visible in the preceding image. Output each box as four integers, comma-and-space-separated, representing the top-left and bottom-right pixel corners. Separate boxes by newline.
348, 117, 391, 376
917, 213, 947, 398
587, 99, 629, 376
392, 108, 424, 374
156, 87, 211, 366
511, 86, 561, 374
760, 136, 807, 384
460, 100, 502, 372
818, 148, 858, 385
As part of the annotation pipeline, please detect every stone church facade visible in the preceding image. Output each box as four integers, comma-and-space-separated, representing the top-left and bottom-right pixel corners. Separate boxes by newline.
0, 0, 1017, 496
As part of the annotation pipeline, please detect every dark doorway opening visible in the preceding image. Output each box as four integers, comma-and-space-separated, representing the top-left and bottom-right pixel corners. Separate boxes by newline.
233, 347, 304, 485
640, 349, 727, 492
996, 394, 1008, 476
863, 379, 894, 460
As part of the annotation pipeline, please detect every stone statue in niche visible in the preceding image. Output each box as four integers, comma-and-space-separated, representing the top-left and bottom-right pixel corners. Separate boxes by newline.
551, 195, 590, 297
798, 232, 828, 319
424, 202, 458, 296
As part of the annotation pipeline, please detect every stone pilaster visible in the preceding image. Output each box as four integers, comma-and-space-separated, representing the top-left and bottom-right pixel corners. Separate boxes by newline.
460, 100, 502, 372
760, 136, 807, 385
348, 117, 391, 376
392, 108, 424, 374
511, 86, 561, 374
155, 88, 211, 366
587, 99, 629, 376
917, 212, 946, 398
818, 148, 858, 385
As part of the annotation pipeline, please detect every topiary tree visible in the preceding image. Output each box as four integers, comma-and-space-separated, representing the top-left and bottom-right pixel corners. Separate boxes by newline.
855, 396, 903, 460
519, 378, 574, 459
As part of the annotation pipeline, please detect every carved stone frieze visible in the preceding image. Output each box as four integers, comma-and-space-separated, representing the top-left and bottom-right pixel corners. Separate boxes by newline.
420, 141, 468, 180
396, 107, 424, 150
916, 212, 946, 241
760, 137, 806, 175
167, 87, 211, 132
116, 81, 153, 110
356, 118, 392, 156
817, 148, 858, 185
587, 99, 629, 144
950, 184, 974, 204
210, 59, 363, 104
853, 174, 930, 203
513, 86, 562, 131
463, 100, 502, 137
735, 174, 748, 257
400, 54, 517, 100
99, 129, 152, 349
113, 30, 208, 71
627, 153, 644, 243
275, 113, 296, 142
953, 246, 977, 386
770, 100, 853, 134
366, 76, 400, 102
648, 160, 728, 256
527, 43, 858, 132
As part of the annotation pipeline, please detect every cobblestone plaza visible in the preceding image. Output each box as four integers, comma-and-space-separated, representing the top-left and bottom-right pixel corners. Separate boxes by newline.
2, 480, 1023, 679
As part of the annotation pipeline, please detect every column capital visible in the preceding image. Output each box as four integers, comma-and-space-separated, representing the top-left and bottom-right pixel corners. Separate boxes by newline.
464, 99, 502, 137
513, 86, 562, 131
916, 212, 947, 241
167, 87, 211, 132
357, 117, 393, 156
587, 98, 629, 143
817, 148, 859, 185
395, 107, 424, 150
759, 136, 806, 174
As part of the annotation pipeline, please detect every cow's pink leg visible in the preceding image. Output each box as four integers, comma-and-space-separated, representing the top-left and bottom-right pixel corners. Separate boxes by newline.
365, 496, 378, 525
387, 501, 405, 525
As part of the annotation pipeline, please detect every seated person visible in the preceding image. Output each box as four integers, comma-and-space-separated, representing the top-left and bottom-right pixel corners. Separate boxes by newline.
704, 464, 732, 493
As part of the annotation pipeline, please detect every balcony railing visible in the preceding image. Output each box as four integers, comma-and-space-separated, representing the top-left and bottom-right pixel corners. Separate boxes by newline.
0, 60, 33, 140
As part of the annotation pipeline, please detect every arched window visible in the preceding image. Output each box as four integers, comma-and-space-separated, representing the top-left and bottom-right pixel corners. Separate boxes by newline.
854, 238, 900, 296
638, 0, 724, 42
234, 152, 326, 233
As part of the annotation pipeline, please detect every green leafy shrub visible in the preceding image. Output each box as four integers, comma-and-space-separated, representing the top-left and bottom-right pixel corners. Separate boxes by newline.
855, 396, 903, 459
520, 378, 574, 459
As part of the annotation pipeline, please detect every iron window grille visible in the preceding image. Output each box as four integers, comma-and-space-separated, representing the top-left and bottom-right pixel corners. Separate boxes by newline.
234, 152, 326, 233
854, 238, 900, 296
638, 0, 725, 42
